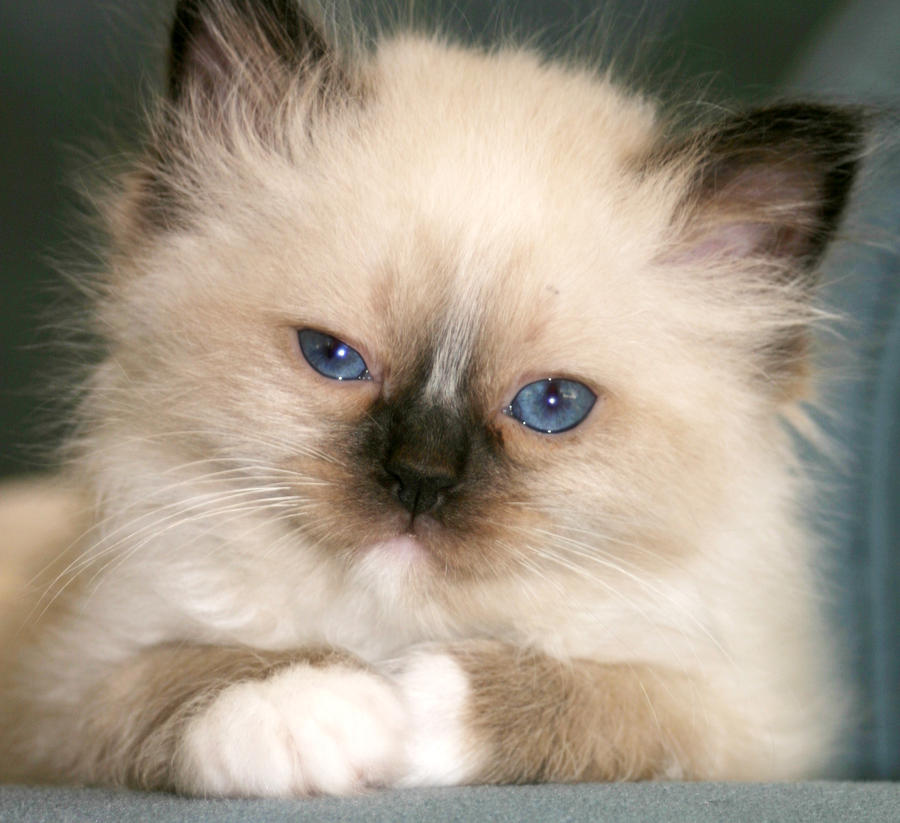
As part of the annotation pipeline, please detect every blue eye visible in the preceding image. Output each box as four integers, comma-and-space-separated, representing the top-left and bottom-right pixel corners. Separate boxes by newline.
506, 378, 596, 434
298, 329, 370, 381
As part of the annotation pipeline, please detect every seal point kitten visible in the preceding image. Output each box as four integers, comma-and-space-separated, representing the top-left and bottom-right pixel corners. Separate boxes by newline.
0, 0, 865, 794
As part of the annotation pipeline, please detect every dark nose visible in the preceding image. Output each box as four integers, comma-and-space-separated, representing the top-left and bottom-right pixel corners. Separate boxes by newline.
385, 448, 458, 516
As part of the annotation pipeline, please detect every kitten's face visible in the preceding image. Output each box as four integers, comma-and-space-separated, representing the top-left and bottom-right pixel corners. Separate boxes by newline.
97, 14, 859, 598
108, 40, 690, 588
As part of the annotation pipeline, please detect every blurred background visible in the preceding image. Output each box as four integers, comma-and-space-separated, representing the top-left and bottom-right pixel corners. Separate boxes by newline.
1, 0, 898, 781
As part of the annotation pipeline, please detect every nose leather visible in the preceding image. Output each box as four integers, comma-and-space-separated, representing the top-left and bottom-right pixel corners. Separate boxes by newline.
381, 400, 469, 517
385, 449, 458, 515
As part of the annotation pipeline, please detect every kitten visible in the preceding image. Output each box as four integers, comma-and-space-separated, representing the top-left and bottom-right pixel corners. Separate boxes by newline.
0, 0, 864, 795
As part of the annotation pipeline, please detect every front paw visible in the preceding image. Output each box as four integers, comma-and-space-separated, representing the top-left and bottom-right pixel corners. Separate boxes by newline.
173, 663, 407, 797
389, 648, 485, 786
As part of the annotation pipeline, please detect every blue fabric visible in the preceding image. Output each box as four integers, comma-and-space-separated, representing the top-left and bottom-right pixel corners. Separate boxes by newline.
786, 0, 900, 779
870, 254, 900, 778
824, 142, 900, 780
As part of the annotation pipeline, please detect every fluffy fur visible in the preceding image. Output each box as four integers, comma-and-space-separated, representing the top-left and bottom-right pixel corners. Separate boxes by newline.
0, 0, 864, 794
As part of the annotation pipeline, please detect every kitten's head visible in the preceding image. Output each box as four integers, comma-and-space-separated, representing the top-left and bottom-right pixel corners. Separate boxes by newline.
89, 0, 863, 599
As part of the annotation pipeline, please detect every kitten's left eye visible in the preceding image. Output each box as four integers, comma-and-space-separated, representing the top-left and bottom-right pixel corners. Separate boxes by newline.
298, 329, 370, 381
506, 378, 596, 434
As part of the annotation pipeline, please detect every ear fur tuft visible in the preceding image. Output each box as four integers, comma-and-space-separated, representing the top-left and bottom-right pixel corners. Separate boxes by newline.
168, 0, 334, 103
114, 2, 349, 242
669, 103, 866, 275
652, 104, 867, 399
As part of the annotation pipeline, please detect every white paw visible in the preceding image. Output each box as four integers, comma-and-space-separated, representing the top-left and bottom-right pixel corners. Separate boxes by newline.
173, 664, 407, 797
388, 650, 483, 786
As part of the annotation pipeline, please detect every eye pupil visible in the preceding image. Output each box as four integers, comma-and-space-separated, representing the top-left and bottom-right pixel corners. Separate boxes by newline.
298, 329, 370, 381
506, 378, 595, 434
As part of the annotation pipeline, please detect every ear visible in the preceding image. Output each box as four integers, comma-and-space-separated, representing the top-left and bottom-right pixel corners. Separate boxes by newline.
113, 2, 343, 241
167, 0, 338, 104
657, 104, 866, 398
666, 103, 865, 275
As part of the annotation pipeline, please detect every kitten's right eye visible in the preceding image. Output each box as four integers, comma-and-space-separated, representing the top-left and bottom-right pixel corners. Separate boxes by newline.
298, 329, 370, 381
506, 378, 596, 434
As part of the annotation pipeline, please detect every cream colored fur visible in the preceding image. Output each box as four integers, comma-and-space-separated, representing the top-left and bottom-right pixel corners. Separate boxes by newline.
0, 12, 856, 793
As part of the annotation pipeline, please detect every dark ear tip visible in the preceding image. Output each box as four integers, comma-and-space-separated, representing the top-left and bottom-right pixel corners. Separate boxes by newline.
168, 0, 203, 100
166, 0, 335, 103
658, 100, 870, 275
703, 102, 868, 166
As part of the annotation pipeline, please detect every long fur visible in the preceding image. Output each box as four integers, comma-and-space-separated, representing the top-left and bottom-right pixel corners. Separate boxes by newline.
0, 1, 865, 792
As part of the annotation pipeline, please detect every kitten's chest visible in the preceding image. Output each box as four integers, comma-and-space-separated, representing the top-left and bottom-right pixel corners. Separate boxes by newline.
87, 493, 720, 667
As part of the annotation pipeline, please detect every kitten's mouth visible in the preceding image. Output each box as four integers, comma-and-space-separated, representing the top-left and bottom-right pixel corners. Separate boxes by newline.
362, 510, 440, 546
361, 534, 426, 559
355, 514, 445, 568
353, 534, 433, 581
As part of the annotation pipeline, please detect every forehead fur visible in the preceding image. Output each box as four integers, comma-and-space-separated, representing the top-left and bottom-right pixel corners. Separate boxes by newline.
114, 34, 722, 415
77, 21, 861, 605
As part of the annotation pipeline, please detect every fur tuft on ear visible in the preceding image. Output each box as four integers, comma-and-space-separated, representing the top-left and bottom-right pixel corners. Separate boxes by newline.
110, 1, 352, 244
650, 104, 866, 399
667, 103, 866, 276
168, 0, 335, 103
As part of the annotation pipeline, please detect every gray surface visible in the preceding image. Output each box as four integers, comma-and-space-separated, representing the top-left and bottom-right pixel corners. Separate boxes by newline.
1, 783, 899, 823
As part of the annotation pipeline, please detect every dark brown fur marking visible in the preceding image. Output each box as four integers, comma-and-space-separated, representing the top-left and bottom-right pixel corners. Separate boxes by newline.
451, 641, 714, 782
